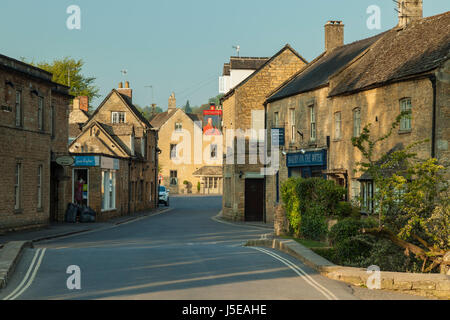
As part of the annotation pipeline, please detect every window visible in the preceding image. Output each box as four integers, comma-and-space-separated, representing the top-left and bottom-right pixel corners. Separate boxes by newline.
50, 105, 55, 138
170, 144, 177, 159
38, 96, 44, 131
400, 98, 412, 131
334, 112, 342, 139
274, 112, 279, 127
310, 105, 316, 141
170, 170, 178, 185
14, 163, 21, 210
175, 122, 182, 132
101, 170, 116, 211
111, 112, 125, 124
353, 108, 361, 137
361, 181, 374, 213
210, 144, 217, 159
37, 165, 43, 209
141, 137, 146, 158
130, 134, 135, 156
15, 90, 22, 127
290, 109, 296, 142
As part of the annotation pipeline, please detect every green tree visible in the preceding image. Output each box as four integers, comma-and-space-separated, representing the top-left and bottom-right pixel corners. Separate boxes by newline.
35, 57, 99, 111
352, 113, 449, 273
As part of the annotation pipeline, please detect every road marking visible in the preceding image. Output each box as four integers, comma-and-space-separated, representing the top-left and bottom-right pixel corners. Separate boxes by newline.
2, 249, 41, 300
211, 214, 273, 231
250, 247, 338, 300
3, 248, 47, 300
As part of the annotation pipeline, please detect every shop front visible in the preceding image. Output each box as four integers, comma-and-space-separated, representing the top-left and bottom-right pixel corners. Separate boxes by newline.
287, 149, 327, 179
70, 155, 125, 221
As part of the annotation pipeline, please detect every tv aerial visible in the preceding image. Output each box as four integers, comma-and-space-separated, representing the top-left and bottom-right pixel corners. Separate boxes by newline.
232, 45, 240, 57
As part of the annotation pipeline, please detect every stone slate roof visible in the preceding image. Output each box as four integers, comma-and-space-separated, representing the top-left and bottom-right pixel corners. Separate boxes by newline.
222, 44, 308, 102
330, 11, 450, 97
229, 57, 269, 70
150, 109, 202, 129
69, 123, 83, 138
267, 33, 385, 103
193, 166, 223, 177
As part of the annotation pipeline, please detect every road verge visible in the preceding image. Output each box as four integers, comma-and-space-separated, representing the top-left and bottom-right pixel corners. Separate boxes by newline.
245, 238, 450, 300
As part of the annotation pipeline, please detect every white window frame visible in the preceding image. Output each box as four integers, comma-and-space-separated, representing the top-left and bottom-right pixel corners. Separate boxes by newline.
310, 105, 316, 141
170, 144, 177, 159
102, 170, 116, 211
111, 112, 126, 124
290, 109, 296, 143
400, 98, 412, 131
175, 122, 182, 132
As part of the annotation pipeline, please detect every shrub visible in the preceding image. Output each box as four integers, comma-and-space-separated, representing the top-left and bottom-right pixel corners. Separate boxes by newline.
280, 178, 302, 236
328, 217, 377, 246
299, 205, 328, 241
335, 201, 361, 220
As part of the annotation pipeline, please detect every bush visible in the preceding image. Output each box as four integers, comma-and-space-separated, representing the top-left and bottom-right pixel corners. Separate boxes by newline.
335, 201, 361, 220
299, 205, 328, 241
280, 178, 302, 236
328, 217, 377, 246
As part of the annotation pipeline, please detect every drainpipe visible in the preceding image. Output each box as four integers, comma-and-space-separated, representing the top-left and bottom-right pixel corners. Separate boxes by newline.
428, 74, 437, 158
128, 159, 131, 215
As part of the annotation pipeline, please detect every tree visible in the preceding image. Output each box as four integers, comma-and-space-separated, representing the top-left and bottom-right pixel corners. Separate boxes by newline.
184, 100, 192, 113
135, 104, 163, 121
352, 113, 449, 273
34, 57, 99, 111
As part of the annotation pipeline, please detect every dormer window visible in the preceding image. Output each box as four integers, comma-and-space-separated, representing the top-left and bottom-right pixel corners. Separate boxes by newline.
112, 112, 125, 124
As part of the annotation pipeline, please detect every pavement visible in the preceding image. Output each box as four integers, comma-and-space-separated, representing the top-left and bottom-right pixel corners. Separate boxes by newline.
0, 196, 430, 300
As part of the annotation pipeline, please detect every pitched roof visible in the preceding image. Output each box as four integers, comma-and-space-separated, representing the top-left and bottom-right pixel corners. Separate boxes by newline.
86, 89, 152, 129
222, 44, 309, 102
150, 109, 202, 129
267, 33, 385, 103
193, 166, 223, 177
329, 11, 450, 97
229, 57, 269, 70
69, 123, 83, 138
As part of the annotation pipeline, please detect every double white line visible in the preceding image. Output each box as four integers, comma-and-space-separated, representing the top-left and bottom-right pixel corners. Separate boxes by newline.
3, 248, 47, 300
250, 247, 338, 300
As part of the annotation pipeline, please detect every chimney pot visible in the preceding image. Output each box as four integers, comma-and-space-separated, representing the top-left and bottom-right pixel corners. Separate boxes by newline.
117, 81, 132, 102
125, 81, 130, 89
119, 82, 123, 88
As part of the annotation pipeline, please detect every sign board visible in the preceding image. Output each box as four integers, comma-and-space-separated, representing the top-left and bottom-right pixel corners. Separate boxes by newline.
73, 156, 100, 167
287, 150, 327, 168
203, 104, 222, 135
271, 128, 285, 147
56, 155, 75, 166
101, 157, 119, 170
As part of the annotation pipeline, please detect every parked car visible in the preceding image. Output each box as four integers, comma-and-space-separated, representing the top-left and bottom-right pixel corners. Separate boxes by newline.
158, 185, 170, 206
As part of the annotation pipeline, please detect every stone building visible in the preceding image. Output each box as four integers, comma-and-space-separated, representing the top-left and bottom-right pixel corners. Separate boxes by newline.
0, 53, 72, 232
151, 93, 223, 195
68, 96, 90, 144
221, 44, 308, 222
265, 3, 449, 220
68, 82, 159, 220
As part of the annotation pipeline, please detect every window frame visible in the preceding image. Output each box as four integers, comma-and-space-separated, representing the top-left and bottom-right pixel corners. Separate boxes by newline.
38, 96, 44, 131
170, 144, 177, 160
334, 111, 342, 140
111, 111, 126, 124
15, 90, 22, 127
170, 170, 178, 185
353, 108, 361, 137
399, 98, 412, 131
175, 122, 182, 132
289, 108, 296, 143
310, 105, 316, 141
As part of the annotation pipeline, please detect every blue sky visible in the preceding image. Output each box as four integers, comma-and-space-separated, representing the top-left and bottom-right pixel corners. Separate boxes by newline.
1, 0, 448, 110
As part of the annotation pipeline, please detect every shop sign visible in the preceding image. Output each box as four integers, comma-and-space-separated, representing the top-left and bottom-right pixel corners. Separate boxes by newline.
287, 150, 327, 167
56, 155, 75, 166
73, 156, 99, 167
101, 157, 119, 170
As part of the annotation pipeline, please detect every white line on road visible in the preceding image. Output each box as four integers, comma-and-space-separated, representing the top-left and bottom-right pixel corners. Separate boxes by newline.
250, 247, 338, 300
3, 248, 47, 300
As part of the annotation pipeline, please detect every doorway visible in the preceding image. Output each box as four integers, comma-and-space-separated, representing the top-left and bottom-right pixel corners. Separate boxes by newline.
73, 168, 89, 207
244, 178, 264, 222
50, 162, 64, 222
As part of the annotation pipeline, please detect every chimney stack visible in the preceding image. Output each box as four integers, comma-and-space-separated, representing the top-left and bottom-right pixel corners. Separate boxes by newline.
168, 92, 177, 113
325, 21, 344, 52
73, 96, 89, 112
117, 81, 133, 102
398, 0, 423, 28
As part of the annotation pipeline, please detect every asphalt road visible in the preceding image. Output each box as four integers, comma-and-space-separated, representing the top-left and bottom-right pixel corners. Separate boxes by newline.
0, 196, 426, 300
